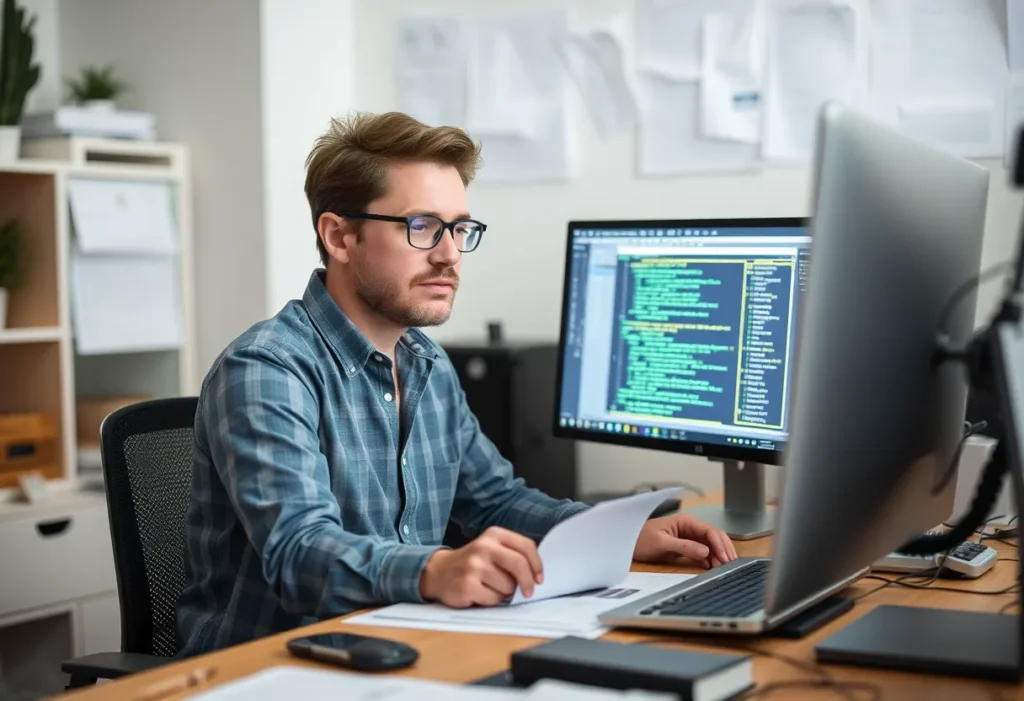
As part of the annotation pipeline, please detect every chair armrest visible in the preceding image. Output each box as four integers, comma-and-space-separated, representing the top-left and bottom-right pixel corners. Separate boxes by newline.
62, 652, 169, 688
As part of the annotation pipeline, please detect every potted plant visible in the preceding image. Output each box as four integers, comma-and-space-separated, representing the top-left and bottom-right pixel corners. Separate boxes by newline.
66, 65, 129, 112
0, 219, 21, 329
0, 0, 40, 163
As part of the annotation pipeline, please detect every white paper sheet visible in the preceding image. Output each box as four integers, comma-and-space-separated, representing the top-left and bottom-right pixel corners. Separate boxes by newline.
638, 73, 761, 175
561, 13, 638, 139
1009, 73, 1024, 166
347, 572, 692, 639
699, 1, 766, 144
70, 249, 182, 355
635, 0, 716, 79
464, 10, 573, 181
762, 0, 868, 163
513, 488, 683, 604
871, 0, 1007, 158
1011, 0, 1024, 74
396, 16, 467, 128
188, 667, 674, 701
68, 178, 177, 255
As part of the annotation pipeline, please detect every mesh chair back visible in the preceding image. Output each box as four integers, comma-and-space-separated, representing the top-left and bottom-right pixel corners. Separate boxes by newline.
100, 397, 198, 658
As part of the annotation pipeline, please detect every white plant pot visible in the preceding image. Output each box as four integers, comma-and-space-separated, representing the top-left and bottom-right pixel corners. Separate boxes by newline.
81, 99, 116, 112
0, 126, 20, 164
0, 288, 8, 329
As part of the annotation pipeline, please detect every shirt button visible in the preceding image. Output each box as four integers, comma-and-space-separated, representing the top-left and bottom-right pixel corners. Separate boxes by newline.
402, 456, 407, 465
348, 366, 356, 374
384, 392, 393, 402
403, 524, 410, 536
374, 354, 383, 362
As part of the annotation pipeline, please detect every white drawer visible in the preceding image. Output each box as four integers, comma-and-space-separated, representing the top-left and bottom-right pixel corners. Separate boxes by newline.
0, 504, 117, 617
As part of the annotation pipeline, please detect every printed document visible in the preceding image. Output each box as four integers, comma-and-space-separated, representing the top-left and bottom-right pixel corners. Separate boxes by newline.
347, 571, 692, 639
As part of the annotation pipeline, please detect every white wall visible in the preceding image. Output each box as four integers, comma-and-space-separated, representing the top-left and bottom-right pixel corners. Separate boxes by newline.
260, 0, 357, 315
58, 0, 268, 381
349, 0, 1024, 496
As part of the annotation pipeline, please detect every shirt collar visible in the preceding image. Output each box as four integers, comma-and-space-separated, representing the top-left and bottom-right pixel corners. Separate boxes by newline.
302, 270, 437, 376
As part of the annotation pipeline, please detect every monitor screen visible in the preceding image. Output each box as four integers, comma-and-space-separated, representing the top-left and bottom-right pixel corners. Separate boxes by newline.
553, 218, 811, 463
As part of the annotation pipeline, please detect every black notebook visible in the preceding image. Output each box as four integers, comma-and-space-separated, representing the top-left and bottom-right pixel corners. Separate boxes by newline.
509, 636, 753, 701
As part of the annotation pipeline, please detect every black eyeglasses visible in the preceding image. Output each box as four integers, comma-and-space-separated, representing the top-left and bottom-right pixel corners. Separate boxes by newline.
339, 212, 487, 252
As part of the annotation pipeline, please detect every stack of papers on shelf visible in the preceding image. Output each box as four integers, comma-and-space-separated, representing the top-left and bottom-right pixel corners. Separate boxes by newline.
188, 666, 677, 700
22, 106, 156, 140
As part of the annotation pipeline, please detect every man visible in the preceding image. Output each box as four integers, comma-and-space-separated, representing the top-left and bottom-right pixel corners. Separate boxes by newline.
176, 111, 737, 655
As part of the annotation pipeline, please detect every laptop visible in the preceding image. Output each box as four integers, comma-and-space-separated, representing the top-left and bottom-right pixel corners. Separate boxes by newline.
598, 558, 864, 634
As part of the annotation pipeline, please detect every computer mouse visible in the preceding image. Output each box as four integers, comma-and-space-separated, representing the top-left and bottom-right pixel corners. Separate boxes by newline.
287, 632, 420, 671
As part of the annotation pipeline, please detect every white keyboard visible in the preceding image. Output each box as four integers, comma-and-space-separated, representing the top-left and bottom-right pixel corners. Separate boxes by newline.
873, 535, 997, 579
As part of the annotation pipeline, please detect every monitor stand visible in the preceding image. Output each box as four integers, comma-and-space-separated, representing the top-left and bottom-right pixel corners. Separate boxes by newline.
681, 460, 775, 540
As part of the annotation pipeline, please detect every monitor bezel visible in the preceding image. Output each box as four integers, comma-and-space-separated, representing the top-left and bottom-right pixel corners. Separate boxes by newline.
551, 216, 810, 467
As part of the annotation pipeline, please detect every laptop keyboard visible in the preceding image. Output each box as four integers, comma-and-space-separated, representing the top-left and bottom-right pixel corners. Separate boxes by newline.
639, 560, 770, 619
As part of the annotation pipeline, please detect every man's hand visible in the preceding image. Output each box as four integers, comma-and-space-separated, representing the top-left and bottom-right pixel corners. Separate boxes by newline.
420, 526, 544, 608
633, 513, 738, 568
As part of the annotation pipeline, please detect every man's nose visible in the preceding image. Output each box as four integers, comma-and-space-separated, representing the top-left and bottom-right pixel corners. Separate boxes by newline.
429, 229, 462, 267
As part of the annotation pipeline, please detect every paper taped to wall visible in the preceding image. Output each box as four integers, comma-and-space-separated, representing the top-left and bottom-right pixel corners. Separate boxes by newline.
699, 0, 766, 144
561, 13, 638, 139
762, 0, 868, 162
638, 73, 761, 175
396, 16, 467, 128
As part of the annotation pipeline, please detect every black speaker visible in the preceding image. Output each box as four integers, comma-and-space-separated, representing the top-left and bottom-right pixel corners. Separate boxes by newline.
442, 342, 578, 501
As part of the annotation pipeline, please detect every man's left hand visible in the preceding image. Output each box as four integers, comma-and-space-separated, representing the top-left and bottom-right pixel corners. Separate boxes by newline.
633, 514, 738, 568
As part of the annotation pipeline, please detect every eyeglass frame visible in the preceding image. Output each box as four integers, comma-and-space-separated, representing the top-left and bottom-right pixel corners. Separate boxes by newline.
337, 211, 487, 252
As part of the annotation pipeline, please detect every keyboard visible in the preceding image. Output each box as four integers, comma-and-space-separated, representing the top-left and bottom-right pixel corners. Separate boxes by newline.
639, 560, 770, 618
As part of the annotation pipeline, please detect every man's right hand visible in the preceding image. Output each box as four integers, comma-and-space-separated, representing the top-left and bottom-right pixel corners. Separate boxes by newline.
419, 526, 544, 608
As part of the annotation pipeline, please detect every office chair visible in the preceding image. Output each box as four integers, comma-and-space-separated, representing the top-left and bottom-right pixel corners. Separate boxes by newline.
61, 396, 198, 688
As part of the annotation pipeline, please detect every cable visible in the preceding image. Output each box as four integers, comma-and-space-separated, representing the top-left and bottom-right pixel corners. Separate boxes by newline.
860, 574, 1019, 597
936, 261, 1013, 347
738, 679, 882, 700
931, 420, 989, 495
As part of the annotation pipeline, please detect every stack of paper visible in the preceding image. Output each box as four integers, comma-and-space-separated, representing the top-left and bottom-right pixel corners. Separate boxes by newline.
188, 666, 677, 700
68, 178, 182, 355
22, 106, 156, 140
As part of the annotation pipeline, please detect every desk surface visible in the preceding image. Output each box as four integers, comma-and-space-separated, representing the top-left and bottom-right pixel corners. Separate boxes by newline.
62, 495, 1023, 700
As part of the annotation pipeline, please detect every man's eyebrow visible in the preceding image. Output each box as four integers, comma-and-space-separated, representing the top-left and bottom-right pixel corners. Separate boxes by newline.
402, 209, 473, 220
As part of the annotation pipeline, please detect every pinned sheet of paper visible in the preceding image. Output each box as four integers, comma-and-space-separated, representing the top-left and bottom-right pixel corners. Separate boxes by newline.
635, 0, 718, 79
871, 0, 1007, 158
638, 73, 761, 175
560, 12, 638, 139
68, 178, 177, 255
70, 249, 182, 355
464, 10, 573, 181
396, 16, 467, 128
699, 0, 766, 144
762, 0, 868, 163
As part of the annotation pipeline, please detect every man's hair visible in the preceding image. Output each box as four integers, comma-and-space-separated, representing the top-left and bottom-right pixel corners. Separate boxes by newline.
304, 111, 482, 266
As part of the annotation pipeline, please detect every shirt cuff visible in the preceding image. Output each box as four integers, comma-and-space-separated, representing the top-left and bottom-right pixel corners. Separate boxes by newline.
375, 544, 444, 604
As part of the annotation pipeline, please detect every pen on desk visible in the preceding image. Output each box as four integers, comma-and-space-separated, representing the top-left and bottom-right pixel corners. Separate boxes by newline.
134, 667, 216, 701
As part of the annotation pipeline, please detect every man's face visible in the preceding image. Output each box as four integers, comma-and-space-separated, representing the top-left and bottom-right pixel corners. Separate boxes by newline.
350, 161, 468, 328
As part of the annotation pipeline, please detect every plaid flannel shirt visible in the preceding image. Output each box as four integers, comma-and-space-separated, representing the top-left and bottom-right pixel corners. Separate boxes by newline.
175, 270, 586, 655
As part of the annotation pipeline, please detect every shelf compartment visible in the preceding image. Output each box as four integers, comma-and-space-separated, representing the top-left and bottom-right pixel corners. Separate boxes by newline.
0, 342, 65, 487
0, 172, 59, 330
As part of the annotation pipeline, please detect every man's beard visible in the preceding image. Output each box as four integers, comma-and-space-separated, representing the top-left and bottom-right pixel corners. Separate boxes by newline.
354, 264, 458, 328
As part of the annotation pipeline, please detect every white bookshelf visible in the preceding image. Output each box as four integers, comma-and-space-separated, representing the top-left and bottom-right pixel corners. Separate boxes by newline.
0, 137, 197, 492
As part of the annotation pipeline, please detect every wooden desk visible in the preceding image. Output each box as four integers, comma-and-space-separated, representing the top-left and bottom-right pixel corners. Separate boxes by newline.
61, 500, 1023, 700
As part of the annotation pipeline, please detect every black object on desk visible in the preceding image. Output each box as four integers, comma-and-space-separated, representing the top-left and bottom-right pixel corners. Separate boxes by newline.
815, 605, 1020, 681
766, 596, 854, 638
499, 636, 753, 700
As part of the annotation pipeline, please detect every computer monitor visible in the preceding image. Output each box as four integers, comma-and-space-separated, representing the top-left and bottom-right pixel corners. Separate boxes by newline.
767, 102, 989, 621
552, 216, 810, 538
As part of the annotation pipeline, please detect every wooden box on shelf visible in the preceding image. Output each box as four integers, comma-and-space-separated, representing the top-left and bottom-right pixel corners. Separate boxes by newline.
0, 413, 59, 488
75, 394, 150, 450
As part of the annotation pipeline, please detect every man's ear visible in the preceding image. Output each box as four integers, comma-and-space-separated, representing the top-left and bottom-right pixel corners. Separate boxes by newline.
318, 213, 357, 264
